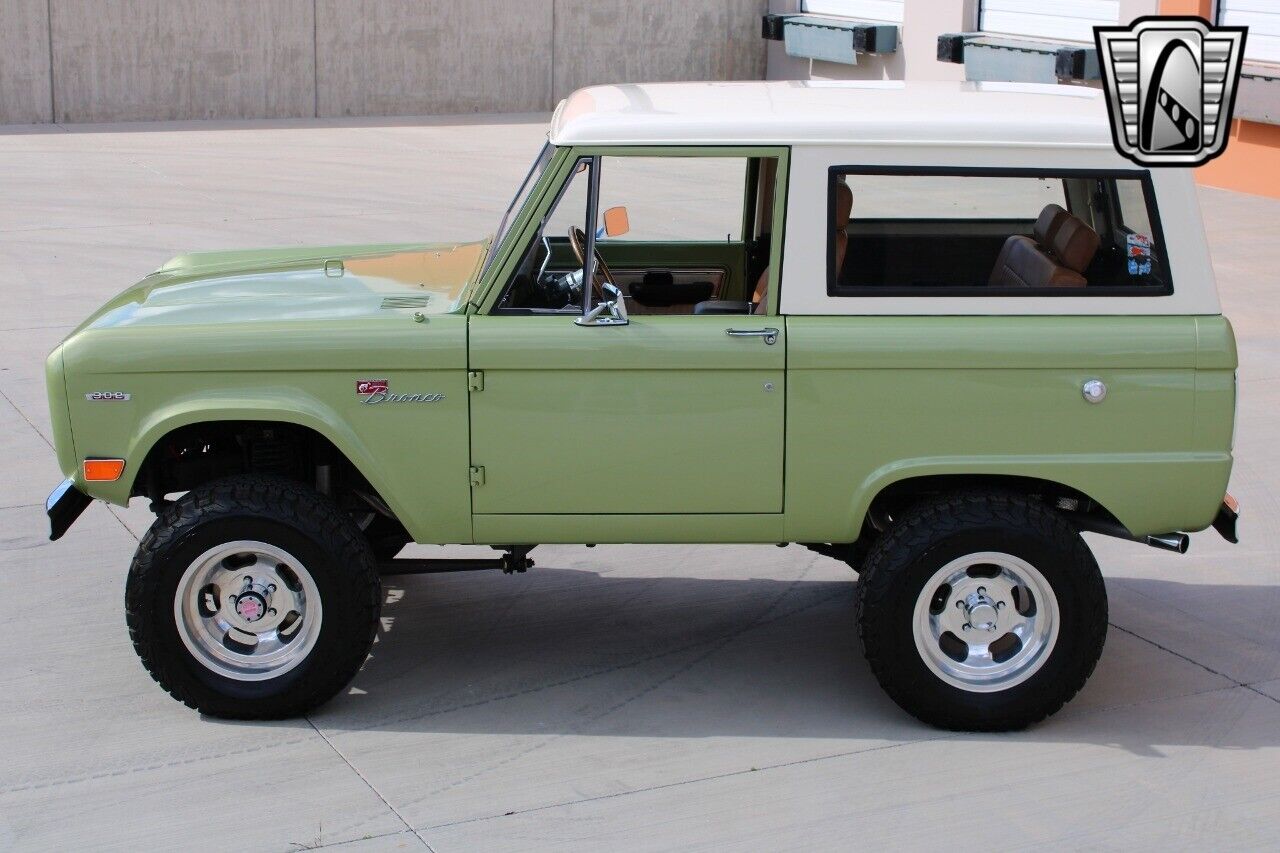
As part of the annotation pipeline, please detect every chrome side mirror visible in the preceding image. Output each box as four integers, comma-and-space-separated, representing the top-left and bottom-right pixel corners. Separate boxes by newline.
576, 282, 629, 326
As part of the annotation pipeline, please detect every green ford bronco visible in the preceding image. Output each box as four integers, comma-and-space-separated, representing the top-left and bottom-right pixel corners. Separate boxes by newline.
45, 81, 1240, 730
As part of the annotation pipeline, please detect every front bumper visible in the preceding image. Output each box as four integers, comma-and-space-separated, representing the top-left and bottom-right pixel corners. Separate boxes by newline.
47, 477, 91, 541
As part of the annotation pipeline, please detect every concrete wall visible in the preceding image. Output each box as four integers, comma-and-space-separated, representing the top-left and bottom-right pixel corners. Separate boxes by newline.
1, 0, 767, 124
50, 0, 317, 123
0, 0, 53, 123
315, 0, 554, 117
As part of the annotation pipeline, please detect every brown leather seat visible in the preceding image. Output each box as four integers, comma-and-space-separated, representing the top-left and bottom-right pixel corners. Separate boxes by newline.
752, 180, 853, 314
989, 204, 1100, 289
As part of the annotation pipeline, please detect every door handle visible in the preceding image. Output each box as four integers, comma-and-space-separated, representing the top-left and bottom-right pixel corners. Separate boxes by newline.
726, 327, 779, 345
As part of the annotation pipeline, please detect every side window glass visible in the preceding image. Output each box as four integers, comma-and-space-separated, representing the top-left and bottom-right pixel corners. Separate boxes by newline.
543, 161, 590, 240
495, 159, 592, 312
596, 157, 747, 242
1115, 178, 1154, 242
495, 153, 778, 316
829, 170, 1170, 295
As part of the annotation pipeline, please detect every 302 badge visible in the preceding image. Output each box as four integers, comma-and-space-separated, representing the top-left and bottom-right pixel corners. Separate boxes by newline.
84, 391, 131, 401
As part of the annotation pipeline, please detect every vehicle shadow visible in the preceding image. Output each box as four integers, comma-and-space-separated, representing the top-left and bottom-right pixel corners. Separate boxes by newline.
299, 554, 1280, 752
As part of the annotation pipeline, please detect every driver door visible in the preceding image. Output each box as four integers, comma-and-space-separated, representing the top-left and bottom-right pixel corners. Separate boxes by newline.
467, 149, 787, 524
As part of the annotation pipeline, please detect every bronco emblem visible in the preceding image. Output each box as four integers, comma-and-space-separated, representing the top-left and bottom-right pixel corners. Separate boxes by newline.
356, 379, 444, 405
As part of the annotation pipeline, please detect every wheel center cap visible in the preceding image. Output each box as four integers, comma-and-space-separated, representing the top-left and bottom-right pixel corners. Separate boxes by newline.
235, 591, 267, 623
964, 592, 1000, 632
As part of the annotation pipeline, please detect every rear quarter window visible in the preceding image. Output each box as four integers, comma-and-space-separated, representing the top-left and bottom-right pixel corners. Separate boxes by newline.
827, 167, 1172, 297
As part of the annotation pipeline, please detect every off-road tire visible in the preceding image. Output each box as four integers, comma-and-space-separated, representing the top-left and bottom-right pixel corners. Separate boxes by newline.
854, 492, 1107, 731
125, 475, 381, 719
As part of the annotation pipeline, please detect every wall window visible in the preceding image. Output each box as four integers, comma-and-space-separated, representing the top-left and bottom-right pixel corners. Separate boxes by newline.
1218, 0, 1280, 65
979, 1, 1119, 44
827, 168, 1171, 296
801, 0, 904, 24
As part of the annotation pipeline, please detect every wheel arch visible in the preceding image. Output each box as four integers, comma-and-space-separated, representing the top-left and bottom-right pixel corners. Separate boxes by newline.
853, 468, 1129, 541
120, 400, 413, 535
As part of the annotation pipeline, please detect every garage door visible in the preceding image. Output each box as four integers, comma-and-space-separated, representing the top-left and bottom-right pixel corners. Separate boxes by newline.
802, 0, 904, 24
1219, 0, 1280, 64
980, 0, 1119, 43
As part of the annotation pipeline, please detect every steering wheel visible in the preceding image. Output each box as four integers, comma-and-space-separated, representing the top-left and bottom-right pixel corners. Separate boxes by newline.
567, 226, 615, 303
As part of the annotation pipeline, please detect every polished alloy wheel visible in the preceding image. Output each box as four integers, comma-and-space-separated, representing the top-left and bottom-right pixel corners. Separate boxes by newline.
912, 551, 1059, 693
174, 540, 323, 681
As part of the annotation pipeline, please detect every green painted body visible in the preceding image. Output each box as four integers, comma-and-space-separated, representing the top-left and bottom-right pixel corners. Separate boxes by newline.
45, 145, 1237, 545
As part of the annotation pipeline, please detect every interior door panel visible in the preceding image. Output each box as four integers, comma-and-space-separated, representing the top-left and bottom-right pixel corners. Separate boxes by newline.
544, 238, 748, 304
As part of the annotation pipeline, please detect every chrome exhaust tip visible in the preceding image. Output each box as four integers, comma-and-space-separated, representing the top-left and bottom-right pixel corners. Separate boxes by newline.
1144, 533, 1190, 554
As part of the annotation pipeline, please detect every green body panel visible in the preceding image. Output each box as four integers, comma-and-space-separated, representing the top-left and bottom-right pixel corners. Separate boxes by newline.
472, 513, 785, 544
75, 240, 488, 336
469, 314, 785, 518
44, 141, 1237, 549
45, 347, 77, 475
784, 315, 1235, 540
58, 243, 482, 544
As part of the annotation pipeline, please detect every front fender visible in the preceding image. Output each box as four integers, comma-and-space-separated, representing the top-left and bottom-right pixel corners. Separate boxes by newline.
125, 392, 396, 507
65, 374, 473, 544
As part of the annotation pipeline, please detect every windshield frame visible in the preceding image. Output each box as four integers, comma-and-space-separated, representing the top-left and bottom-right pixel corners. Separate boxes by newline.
481, 141, 555, 277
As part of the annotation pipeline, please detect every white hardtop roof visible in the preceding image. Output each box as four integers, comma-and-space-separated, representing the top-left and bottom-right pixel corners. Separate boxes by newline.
549, 80, 1114, 149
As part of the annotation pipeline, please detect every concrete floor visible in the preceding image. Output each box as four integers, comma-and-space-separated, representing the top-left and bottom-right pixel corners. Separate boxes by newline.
1, 116, 1278, 852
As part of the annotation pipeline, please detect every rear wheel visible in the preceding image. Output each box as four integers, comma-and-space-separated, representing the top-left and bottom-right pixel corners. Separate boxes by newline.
855, 492, 1106, 731
126, 476, 381, 719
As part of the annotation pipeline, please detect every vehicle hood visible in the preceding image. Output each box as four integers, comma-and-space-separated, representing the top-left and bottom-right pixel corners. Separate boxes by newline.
75, 240, 490, 333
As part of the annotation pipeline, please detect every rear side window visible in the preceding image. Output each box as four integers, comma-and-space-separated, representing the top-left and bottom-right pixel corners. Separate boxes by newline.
827, 167, 1171, 296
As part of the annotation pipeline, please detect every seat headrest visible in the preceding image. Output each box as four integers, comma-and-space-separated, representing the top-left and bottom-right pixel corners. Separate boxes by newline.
1033, 204, 1069, 247
1051, 215, 1101, 274
834, 181, 853, 228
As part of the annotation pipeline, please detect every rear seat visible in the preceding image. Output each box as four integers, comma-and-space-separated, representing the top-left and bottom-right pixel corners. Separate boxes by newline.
989, 203, 1100, 288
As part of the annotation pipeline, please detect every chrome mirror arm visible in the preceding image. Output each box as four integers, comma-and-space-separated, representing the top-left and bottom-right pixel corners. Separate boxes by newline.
576, 282, 628, 326
580, 156, 601, 318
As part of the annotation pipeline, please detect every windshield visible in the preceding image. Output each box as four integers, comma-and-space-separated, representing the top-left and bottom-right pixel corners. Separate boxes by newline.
482, 141, 555, 276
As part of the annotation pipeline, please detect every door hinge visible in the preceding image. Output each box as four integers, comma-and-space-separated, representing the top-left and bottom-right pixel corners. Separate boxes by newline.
469, 465, 485, 487
468, 370, 484, 392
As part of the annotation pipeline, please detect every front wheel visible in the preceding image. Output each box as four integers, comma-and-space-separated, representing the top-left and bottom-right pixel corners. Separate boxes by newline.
126, 476, 381, 719
855, 492, 1107, 731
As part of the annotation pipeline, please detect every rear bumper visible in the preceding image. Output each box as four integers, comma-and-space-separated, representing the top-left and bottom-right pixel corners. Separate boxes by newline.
1212, 493, 1240, 544
47, 478, 91, 541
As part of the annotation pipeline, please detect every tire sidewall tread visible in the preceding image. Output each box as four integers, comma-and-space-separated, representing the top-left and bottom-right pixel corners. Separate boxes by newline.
125, 475, 381, 719
854, 491, 1108, 731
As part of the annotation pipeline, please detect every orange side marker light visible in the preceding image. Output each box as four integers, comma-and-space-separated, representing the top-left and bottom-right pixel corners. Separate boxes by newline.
83, 458, 125, 482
